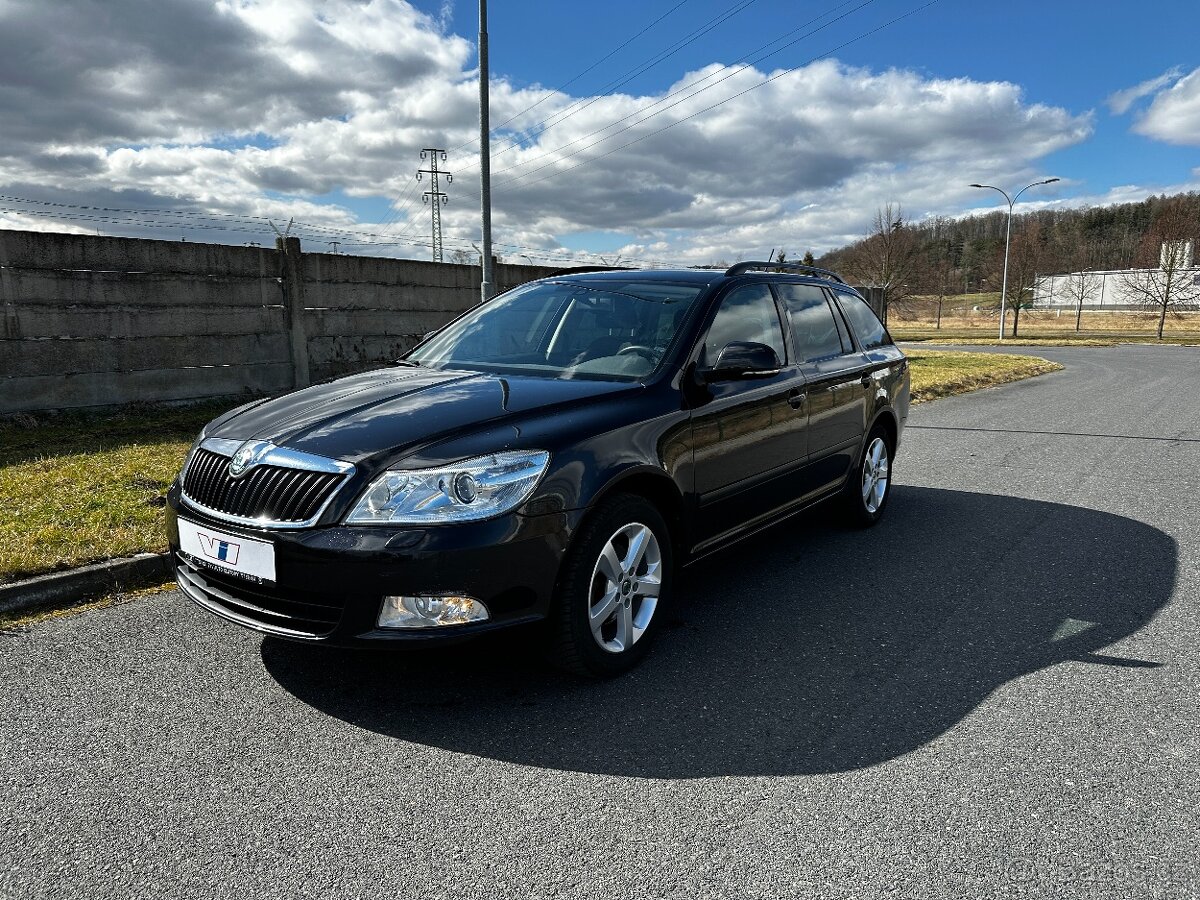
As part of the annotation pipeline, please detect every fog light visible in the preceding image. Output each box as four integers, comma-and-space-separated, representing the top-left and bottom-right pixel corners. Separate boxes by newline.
378, 594, 489, 629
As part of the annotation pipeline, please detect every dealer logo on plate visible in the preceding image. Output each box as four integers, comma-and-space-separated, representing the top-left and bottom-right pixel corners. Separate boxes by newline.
196, 533, 241, 565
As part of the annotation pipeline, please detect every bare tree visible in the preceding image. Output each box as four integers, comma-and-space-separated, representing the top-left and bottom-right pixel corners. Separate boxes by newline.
1002, 221, 1047, 337
919, 256, 959, 330
1121, 199, 1200, 339
1057, 269, 1102, 332
841, 203, 920, 317
449, 248, 473, 265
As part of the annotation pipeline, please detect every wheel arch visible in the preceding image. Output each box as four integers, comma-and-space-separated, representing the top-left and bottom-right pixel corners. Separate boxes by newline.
578, 466, 688, 559
868, 407, 898, 454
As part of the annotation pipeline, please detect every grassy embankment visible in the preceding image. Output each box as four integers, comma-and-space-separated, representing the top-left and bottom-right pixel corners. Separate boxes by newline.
0, 349, 1062, 582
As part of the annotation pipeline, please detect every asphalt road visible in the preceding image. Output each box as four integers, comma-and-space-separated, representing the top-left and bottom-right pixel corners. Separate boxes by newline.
3, 344, 1199, 899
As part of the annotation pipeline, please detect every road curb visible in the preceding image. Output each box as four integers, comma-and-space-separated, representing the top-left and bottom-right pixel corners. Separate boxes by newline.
0, 553, 172, 617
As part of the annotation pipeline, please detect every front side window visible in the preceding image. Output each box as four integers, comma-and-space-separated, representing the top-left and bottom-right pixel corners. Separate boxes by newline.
835, 291, 891, 350
702, 284, 787, 366
776, 283, 846, 362
409, 281, 703, 381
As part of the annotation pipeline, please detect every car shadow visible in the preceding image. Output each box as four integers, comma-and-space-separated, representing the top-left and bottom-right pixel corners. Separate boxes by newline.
261, 486, 1175, 778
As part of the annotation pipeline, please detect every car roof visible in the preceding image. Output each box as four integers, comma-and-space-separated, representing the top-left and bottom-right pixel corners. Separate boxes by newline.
549, 268, 726, 286
545, 265, 852, 290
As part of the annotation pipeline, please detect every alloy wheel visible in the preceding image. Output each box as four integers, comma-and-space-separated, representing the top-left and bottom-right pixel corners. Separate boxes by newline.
861, 436, 890, 514
587, 522, 663, 653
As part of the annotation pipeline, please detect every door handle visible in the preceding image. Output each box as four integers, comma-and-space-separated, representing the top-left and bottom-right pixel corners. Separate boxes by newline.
788, 389, 806, 410
860, 372, 872, 387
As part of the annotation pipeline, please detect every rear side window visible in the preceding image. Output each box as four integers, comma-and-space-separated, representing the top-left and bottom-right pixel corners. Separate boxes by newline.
776, 283, 846, 362
702, 284, 788, 365
835, 291, 891, 350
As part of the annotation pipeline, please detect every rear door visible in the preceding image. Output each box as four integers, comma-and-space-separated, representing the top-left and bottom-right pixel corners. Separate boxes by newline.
775, 281, 868, 495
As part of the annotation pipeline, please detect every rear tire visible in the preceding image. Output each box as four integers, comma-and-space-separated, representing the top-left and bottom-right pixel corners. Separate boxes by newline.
550, 494, 673, 677
843, 425, 892, 527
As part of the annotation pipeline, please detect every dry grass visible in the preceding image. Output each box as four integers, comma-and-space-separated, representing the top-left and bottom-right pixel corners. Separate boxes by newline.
906, 349, 1063, 404
0, 400, 237, 583
890, 305, 1200, 345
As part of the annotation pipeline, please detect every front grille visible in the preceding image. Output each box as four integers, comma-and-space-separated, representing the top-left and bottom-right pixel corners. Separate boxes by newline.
182, 447, 346, 524
176, 555, 343, 638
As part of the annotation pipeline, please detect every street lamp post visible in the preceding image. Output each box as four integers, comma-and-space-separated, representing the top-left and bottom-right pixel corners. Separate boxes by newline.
478, 0, 494, 303
969, 177, 1060, 340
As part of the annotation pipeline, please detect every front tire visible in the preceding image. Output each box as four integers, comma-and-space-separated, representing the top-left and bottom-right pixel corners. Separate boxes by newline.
551, 494, 673, 677
844, 426, 892, 527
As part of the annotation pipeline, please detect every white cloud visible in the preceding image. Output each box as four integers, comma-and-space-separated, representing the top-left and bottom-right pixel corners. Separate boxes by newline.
1134, 67, 1200, 146
0, 0, 1096, 264
1107, 67, 1183, 115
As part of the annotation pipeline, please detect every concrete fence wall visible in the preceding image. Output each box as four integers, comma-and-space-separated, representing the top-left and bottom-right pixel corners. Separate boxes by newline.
0, 229, 558, 414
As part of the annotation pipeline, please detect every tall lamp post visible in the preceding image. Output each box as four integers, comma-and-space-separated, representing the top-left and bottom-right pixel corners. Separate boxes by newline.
478, 0, 493, 303
969, 177, 1060, 340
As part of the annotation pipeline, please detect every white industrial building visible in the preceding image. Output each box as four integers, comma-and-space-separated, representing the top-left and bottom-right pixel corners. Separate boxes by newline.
1034, 241, 1200, 309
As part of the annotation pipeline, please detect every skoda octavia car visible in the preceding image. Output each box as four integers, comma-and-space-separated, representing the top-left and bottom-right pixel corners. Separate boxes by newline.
167, 262, 909, 676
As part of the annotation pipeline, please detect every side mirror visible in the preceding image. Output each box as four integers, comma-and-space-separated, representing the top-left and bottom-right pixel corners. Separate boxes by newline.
702, 341, 782, 381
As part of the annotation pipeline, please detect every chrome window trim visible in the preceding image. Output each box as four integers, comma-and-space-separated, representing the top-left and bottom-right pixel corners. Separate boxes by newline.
179, 438, 355, 530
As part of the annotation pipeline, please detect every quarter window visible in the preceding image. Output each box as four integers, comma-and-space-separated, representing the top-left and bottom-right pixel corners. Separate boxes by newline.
776, 283, 846, 361
702, 284, 787, 365
836, 291, 891, 350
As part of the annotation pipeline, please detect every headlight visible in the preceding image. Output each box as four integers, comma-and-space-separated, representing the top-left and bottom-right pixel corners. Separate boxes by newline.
346, 450, 550, 525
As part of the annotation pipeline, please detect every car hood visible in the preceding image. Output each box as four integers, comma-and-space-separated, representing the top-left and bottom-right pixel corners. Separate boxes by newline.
208, 366, 638, 464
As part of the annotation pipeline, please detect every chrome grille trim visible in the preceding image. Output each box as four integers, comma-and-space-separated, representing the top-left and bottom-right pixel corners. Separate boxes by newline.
199, 437, 356, 475
179, 438, 355, 529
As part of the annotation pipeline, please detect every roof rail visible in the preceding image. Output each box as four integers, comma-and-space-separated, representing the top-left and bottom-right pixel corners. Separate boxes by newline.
723, 261, 847, 284
545, 265, 636, 277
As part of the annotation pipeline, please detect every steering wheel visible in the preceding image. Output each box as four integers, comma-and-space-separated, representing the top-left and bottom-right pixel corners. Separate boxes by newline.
616, 345, 656, 359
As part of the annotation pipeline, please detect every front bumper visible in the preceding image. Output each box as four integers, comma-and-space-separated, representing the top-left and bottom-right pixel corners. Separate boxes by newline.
165, 484, 578, 646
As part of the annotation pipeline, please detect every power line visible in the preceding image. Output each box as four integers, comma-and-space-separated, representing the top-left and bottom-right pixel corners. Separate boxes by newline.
369, 1, 700, 240
448, 0, 697, 156
0, 196, 676, 268
374, 176, 423, 232
481, 0, 764, 163
495, 0, 940, 192
492, 0, 875, 186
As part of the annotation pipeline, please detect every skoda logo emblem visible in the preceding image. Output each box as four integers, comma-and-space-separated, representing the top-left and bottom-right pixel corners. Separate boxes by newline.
228, 443, 257, 478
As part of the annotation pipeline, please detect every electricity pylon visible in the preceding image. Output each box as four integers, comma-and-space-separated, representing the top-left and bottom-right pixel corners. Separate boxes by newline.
417, 149, 451, 262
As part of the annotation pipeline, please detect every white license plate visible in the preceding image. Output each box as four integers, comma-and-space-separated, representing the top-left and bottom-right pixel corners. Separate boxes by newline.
178, 518, 276, 583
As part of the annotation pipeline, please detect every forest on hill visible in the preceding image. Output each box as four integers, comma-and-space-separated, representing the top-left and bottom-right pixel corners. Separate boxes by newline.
814, 192, 1200, 321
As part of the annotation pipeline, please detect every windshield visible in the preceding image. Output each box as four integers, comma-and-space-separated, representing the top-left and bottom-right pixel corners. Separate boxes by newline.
406, 280, 704, 380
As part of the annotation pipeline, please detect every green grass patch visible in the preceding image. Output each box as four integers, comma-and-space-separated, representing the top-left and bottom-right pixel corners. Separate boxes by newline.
906, 349, 1063, 404
0, 400, 240, 583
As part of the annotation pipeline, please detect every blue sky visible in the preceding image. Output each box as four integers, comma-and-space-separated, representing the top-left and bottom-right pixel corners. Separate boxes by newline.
426, 0, 1198, 202
0, 0, 1196, 264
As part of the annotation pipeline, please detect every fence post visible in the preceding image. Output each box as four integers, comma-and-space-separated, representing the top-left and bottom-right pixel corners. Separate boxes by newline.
0, 231, 20, 339
276, 236, 310, 388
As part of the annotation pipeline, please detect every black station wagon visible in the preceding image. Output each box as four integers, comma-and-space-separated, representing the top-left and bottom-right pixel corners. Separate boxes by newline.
167, 262, 910, 676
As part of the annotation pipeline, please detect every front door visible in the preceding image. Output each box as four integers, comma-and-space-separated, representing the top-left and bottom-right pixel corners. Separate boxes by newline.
689, 283, 809, 548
